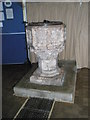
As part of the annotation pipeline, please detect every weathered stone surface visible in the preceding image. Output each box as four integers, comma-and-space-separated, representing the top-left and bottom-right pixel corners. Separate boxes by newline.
26, 22, 66, 86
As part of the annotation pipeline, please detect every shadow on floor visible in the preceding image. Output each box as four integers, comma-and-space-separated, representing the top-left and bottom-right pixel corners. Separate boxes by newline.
2, 63, 37, 118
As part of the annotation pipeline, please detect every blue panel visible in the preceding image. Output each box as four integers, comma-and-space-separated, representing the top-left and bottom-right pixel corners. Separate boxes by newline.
2, 2, 25, 33
2, 2, 27, 64
2, 34, 27, 64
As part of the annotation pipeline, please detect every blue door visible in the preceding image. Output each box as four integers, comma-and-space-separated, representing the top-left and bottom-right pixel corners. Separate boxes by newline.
2, 2, 27, 64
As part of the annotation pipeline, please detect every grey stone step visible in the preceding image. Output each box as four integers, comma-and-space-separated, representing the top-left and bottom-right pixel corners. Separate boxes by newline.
13, 60, 77, 103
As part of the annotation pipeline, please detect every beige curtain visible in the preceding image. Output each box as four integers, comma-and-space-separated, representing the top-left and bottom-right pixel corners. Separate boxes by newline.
26, 2, 88, 68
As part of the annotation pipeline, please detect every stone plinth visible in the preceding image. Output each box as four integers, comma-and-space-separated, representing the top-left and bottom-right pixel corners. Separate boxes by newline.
13, 60, 77, 103
26, 21, 66, 86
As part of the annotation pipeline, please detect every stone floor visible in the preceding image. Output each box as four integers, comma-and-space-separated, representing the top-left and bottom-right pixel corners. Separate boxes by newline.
51, 68, 89, 118
2, 63, 89, 119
